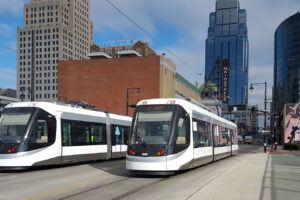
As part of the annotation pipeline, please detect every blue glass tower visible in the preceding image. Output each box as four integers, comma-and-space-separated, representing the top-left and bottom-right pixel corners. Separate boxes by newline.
205, 0, 249, 106
273, 12, 300, 113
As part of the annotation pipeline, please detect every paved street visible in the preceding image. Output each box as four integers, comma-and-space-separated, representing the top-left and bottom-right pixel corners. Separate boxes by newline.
0, 145, 299, 200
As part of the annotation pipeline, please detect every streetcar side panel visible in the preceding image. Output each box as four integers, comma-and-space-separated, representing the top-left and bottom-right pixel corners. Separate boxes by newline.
60, 113, 109, 163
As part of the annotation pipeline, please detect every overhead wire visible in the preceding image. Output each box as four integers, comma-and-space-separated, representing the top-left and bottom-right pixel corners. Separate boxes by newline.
105, 0, 202, 77
0, 44, 17, 53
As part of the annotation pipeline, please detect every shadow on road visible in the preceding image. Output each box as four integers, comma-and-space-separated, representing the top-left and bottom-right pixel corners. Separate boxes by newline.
88, 158, 170, 179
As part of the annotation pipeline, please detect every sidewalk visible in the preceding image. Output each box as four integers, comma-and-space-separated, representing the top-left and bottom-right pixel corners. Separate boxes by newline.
268, 145, 300, 155
190, 147, 300, 200
261, 152, 300, 200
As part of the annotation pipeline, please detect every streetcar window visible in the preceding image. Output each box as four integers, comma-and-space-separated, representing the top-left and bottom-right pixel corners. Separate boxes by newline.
31, 120, 49, 143
91, 124, 106, 144
193, 119, 211, 148
73, 122, 90, 145
0, 108, 33, 144
62, 120, 107, 146
173, 107, 190, 153
131, 106, 174, 145
28, 109, 56, 150
213, 125, 219, 147
62, 122, 72, 146
176, 118, 187, 144
0, 112, 31, 125
218, 127, 230, 146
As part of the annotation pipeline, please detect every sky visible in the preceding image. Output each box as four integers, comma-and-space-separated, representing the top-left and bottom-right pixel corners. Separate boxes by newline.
0, 0, 300, 113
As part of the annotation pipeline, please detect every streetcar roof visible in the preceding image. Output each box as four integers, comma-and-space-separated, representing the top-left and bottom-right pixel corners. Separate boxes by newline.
4, 102, 131, 122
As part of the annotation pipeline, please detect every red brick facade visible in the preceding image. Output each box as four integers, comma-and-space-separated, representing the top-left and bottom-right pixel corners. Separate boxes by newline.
58, 55, 161, 116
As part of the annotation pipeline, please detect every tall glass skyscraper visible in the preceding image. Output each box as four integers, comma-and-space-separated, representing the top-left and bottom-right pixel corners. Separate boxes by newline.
205, 0, 249, 106
273, 12, 300, 113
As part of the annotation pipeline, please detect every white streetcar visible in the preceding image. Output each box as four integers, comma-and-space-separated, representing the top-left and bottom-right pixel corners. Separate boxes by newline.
126, 98, 238, 174
0, 102, 131, 169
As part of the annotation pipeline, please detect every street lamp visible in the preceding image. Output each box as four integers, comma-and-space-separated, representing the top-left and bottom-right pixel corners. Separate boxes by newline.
249, 82, 267, 131
20, 87, 25, 102
126, 88, 141, 115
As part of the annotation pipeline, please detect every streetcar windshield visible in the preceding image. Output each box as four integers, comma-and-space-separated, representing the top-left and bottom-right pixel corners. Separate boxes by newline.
130, 105, 175, 145
0, 108, 34, 144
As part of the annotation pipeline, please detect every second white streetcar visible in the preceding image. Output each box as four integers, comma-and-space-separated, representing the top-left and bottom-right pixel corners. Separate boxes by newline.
126, 98, 238, 174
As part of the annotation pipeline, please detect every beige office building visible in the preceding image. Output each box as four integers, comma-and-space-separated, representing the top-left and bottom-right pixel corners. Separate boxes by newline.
17, 0, 93, 101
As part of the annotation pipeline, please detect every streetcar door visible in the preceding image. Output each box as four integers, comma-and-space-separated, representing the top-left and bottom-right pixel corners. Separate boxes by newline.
61, 121, 74, 163
230, 130, 233, 156
119, 126, 129, 157
211, 123, 214, 162
106, 114, 112, 160
213, 125, 218, 161
111, 125, 122, 158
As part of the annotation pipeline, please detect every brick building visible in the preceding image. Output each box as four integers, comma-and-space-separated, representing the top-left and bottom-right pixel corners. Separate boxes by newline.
58, 53, 200, 116
90, 41, 156, 58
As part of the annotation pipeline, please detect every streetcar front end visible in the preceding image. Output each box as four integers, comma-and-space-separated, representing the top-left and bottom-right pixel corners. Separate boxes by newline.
126, 100, 193, 174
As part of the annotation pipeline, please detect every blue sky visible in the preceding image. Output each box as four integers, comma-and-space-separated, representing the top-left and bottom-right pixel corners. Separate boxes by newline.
0, 0, 300, 112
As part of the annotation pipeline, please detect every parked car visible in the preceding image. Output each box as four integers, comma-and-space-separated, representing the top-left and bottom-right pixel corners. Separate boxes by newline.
245, 135, 253, 144
237, 135, 243, 143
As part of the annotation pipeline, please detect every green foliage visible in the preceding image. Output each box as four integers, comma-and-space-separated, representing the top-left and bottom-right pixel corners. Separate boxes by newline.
199, 81, 218, 99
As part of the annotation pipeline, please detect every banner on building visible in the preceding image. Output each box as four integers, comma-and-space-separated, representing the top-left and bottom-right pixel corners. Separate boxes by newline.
284, 104, 300, 144
221, 59, 230, 103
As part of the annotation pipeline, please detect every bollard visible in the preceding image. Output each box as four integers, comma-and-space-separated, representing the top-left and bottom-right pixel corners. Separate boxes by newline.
264, 143, 267, 153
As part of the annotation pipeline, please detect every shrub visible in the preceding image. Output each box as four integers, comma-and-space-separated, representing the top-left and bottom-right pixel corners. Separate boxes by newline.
283, 143, 300, 150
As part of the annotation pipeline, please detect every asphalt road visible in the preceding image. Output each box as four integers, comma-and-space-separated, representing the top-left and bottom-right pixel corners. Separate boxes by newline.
0, 145, 276, 200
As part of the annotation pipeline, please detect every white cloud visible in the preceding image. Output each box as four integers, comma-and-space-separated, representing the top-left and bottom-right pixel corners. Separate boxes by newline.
91, 0, 156, 37
90, 0, 212, 43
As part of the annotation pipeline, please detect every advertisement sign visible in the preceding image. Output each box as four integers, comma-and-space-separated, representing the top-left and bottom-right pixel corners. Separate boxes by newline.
221, 59, 230, 103
285, 104, 300, 144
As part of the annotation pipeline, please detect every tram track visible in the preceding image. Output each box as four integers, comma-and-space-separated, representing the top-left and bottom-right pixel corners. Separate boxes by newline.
57, 177, 131, 200
56, 156, 240, 200
58, 176, 170, 200
110, 177, 169, 200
